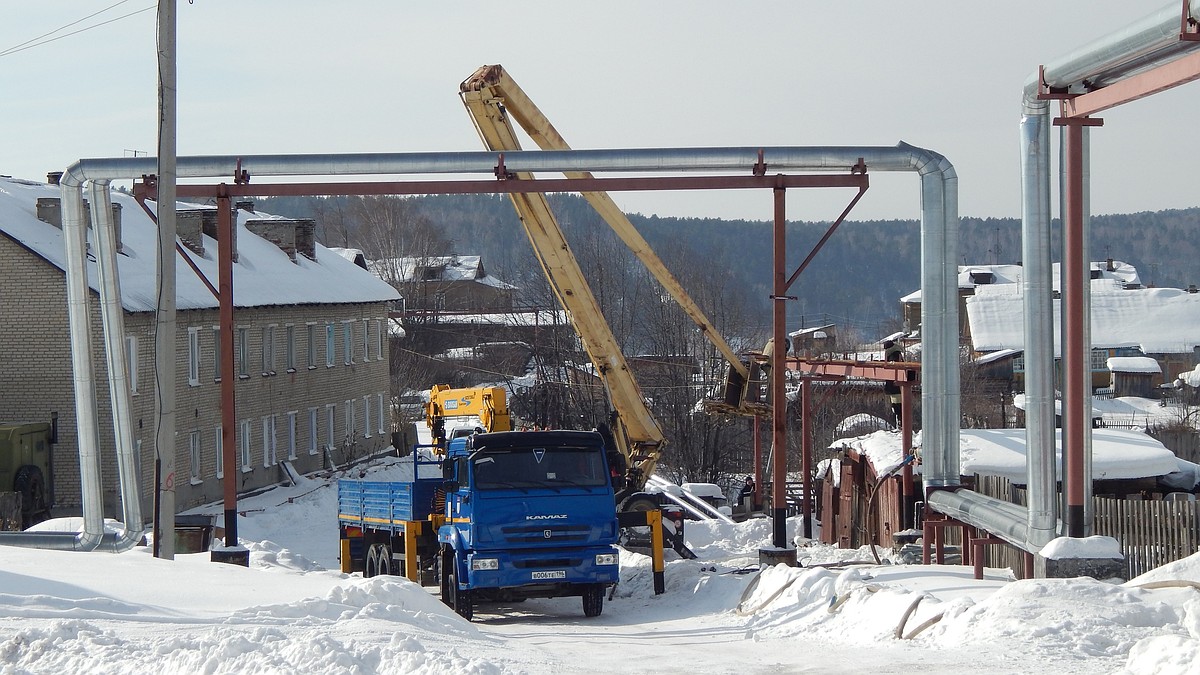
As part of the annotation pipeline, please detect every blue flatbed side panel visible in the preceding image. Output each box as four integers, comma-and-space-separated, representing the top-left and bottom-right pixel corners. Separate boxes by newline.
338, 479, 442, 530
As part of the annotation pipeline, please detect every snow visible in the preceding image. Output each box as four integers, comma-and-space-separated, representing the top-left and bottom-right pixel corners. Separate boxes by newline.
966, 283, 1200, 355
1041, 535, 1123, 560
1109, 356, 1163, 374
3, 455, 1200, 673
831, 427, 1180, 483
0, 177, 400, 311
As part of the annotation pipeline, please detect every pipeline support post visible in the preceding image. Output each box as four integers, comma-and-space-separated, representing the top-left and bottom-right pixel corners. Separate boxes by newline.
769, 185, 792, 558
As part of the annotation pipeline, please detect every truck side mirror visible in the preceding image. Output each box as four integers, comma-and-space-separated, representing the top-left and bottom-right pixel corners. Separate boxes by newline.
442, 458, 455, 479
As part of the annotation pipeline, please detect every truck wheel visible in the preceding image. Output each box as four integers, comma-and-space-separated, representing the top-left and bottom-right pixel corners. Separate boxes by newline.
439, 549, 452, 605
447, 560, 473, 621
365, 543, 391, 578
582, 584, 605, 617
13, 466, 50, 529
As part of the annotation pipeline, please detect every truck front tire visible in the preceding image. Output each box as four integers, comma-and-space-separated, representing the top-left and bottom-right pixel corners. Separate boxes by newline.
582, 584, 605, 617
447, 560, 473, 621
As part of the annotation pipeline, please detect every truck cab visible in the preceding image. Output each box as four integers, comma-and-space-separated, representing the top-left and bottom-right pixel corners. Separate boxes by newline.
437, 429, 619, 619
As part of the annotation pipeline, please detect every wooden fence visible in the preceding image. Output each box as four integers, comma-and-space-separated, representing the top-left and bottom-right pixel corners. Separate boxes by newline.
974, 475, 1200, 579
1093, 497, 1200, 578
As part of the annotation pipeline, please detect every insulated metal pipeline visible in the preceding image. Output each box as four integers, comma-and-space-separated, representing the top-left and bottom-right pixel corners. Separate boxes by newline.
61, 142, 962, 489
88, 180, 146, 551
1020, 92, 1059, 548
926, 489, 1035, 552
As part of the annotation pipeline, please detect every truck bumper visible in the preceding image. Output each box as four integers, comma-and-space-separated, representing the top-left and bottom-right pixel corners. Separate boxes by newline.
465, 545, 619, 592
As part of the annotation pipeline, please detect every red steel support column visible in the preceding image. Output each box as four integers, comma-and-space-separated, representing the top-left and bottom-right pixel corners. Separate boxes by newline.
1063, 120, 1086, 538
771, 186, 789, 550
801, 377, 813, 539
218, 191, 239, 548
900, 381, 915, 530
752, 415, 762, 510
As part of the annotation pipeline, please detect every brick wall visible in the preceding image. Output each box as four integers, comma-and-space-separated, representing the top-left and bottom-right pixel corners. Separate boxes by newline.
0, 234, 393, 519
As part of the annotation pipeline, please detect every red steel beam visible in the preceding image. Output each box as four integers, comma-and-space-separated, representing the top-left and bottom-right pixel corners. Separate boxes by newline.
786, 357, 919, 383
1062, 48, 1200, 118
165, 173, 869, 200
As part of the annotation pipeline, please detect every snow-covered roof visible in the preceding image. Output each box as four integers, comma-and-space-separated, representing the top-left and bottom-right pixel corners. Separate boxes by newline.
426, 309, 569, 327
0, 178, 400, 312
967, 285, 1200, 354
972, 348, 1018, 365
788, 324, 835, 340
902, 260, 1141, 303
1107, 356, 1162, 374
369, 255, 516, 290
1181, 365, 1200, 387
832, 428, 1179, 482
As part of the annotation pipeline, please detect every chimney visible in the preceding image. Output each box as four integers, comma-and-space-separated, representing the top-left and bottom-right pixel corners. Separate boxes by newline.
36, 198, 62, 227
199, 207, 237, 262
46, 171, 63, 186
1107, 257, 1115, 271
246, 219, 300, 262
177, 209, 206, 256
1188, 284, 1198, 294
295, 219, 316, 261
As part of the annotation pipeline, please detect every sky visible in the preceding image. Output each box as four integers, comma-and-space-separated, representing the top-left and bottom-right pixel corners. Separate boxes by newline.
2, 452, 1199, 673
3, 1, 1200, 224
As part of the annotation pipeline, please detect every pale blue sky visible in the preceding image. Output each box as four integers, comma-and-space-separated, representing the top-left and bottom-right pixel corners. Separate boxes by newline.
2, 1, 1196, 222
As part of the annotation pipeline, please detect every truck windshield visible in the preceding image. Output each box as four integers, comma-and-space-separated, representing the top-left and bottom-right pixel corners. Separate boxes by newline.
472, 445, 608, 490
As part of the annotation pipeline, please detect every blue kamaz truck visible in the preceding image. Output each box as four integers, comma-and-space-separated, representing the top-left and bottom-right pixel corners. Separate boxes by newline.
338, 429, 622, 621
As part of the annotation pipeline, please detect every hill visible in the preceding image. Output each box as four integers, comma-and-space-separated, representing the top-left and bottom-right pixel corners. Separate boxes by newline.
257, 194, 1200, 340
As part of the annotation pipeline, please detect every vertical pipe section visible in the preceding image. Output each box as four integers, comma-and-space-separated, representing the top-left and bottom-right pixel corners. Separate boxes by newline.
155, 0, 178, 559
57, 183, 105, 550
1020, 91, 1059, 547
771, 186, 789, 550
88, 182, 146, 549
1063, 121, 1086, 537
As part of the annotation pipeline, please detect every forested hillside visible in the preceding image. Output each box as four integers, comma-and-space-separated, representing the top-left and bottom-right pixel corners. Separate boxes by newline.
258, 194, 1200, 341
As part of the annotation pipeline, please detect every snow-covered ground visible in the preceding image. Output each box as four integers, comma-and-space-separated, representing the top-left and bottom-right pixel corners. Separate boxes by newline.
2, 456, 1200, 674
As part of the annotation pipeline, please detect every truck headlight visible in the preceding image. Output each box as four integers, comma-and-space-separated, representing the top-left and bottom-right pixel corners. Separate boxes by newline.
471, 557, 499, 571
595, 553, 618, 566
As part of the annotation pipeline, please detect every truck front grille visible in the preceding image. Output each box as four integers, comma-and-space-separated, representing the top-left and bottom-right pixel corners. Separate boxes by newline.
512, 558, 582, 569
500, 524, 591, 543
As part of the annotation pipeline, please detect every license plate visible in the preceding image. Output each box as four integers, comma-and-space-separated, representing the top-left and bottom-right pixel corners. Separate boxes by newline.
531, 570, 566, 580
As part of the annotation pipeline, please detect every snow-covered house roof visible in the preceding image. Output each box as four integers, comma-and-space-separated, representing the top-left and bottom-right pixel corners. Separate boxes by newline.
0, 178, 400, 311
369, 255, 515, 290
1108, 356, 1162, 374
966, 284, 1200, 354
832, 428, 1179, 483
901, 260, 1141, 303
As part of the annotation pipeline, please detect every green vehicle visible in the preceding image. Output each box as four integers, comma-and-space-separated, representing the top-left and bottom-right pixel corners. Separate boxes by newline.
0, 418, 56, 529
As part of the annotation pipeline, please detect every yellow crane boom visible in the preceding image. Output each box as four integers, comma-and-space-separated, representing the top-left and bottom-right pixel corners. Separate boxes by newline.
459, 64, 751, 494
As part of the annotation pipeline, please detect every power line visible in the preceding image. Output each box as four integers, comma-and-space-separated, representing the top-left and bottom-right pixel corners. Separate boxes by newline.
0, 2, 154, 59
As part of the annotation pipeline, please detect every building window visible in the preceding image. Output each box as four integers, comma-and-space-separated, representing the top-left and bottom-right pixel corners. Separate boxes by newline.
345, 399, 356, 442
1090, 348, 1109, 372
237, 327, 249, 378
240, 420, 252, 471
377, 393, 386, 435
363, 319, 370, 361
308, 408, 319, 455
126, 335, 138, 394
306, 323, 317, 370
375, 319, 384, 361
285, 325, 296, 372
212, 326, 222, 382
263, 415, 277, 467
215, 425, 224, 479
325, 404, 336, 450
189, 430, 202, 483
343, 321, 353, 364
187, 328, 201, 386
262, 325, 276, 376
363, 395, 371, 438
326, 323, 335, 367
286, 411, 297, 460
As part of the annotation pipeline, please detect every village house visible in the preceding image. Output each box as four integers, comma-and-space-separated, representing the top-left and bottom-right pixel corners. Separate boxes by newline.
0, 176, 400, 519
902, 260, 1200, 393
